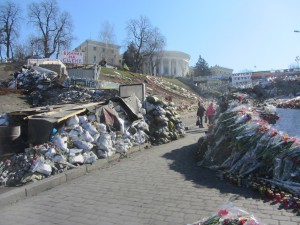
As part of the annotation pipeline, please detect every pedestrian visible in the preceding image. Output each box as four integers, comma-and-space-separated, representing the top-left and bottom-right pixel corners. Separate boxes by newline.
205, 102, 215, 125
196, 102, 206, 128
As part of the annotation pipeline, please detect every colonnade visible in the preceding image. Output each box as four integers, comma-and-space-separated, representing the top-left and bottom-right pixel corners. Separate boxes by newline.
143, 57, 189, 77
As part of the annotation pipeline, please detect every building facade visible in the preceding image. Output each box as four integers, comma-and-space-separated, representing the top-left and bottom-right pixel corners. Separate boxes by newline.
231, 72, 252, 88
210, 65, 233, 79
142, 51, 190, 77
74, 40, 121, 66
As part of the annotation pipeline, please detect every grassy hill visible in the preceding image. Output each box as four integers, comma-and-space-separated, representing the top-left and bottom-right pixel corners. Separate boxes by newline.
99, 67, 199, 106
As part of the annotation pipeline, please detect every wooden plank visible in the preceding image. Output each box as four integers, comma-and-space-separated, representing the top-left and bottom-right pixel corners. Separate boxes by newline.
26, 101, 103, 124
56, 108, 86, 123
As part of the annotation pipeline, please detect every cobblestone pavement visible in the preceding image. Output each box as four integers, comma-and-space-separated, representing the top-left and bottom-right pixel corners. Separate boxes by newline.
0, 112, 299, 225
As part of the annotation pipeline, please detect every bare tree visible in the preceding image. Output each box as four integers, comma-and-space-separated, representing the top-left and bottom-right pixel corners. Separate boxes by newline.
98, 21, 116, 65
27, 35, 44, 58
27, 0, 74, 58
0, 28, 4, 61
0, 0, 21, 59
145, 27, 166, 75
126, 16, 165, 73
99, 21, 116, 44
14, 43, 28, 62
55, 11, 74, 59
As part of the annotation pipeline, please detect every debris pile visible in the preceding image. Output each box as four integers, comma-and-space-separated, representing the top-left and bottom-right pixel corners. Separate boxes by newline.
0, 93, 186, 186
3, 65, 118, 107
0, 64, 191, 187
28, 86, 118, 106
0, 96, 148, 186
6, 66, 58, 91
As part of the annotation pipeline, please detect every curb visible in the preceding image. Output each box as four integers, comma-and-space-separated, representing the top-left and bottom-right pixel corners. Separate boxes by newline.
0, 143, 150, 208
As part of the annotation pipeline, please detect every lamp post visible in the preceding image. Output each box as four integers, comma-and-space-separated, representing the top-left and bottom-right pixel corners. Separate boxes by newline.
294, 30, 300, 69
295, 56, 300, 69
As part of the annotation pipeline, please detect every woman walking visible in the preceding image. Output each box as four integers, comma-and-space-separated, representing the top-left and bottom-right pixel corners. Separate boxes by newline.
205, 102, 215, 125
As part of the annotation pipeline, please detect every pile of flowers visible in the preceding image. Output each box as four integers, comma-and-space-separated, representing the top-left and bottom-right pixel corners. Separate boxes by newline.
198, 96, 300, 198
277, 96, 300, 109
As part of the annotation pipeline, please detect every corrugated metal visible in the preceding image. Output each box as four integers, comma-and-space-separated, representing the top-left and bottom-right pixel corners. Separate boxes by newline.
67, 68, 95, 80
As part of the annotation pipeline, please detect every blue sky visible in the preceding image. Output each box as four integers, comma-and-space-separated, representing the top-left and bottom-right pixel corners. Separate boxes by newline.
12, 0, 300, 72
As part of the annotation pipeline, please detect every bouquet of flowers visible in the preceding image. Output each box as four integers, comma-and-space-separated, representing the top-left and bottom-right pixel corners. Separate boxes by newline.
188, 204, 263, 225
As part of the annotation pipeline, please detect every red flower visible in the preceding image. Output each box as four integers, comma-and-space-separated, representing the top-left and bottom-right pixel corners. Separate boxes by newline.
218, 209, 229, 216
239, 218, 247, 224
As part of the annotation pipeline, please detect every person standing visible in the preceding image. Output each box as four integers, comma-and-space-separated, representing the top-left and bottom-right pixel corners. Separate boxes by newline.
196, 103, 206, 128
205, 102, 215, 125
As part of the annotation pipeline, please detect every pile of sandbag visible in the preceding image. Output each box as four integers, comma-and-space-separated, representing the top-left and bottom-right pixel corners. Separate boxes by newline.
144, 96, 186, 145
0, 95, 150, 186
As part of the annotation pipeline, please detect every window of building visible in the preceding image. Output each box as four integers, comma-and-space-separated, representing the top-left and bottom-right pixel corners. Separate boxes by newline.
102, 48, 105, 52
93, 55, 97, 63
111, 49, 114, 54
93, 47, 97, 51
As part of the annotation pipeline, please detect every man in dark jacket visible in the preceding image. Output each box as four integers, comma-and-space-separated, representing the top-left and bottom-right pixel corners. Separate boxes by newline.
197, 103, 206, 128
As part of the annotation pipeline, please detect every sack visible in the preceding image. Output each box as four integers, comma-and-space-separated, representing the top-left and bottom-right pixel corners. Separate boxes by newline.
205, 116, 207, 123
196, 120, 200, 126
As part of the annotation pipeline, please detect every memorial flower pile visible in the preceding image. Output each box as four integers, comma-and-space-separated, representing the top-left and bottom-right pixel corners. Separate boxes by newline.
277, 96, 300, 109
198, 96, 300, 198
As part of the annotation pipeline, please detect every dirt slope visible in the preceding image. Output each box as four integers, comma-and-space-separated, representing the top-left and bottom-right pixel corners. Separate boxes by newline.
0, 63, 199, 114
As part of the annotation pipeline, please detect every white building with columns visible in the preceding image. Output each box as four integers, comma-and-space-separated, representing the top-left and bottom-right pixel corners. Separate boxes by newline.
142, 51, 190, 77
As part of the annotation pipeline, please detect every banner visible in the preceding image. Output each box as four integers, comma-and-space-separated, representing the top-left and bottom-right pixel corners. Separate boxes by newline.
61, 51, 84, 64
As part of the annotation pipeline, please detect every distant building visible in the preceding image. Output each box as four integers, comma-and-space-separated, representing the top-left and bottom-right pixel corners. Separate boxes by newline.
192, 65, 233, 85
210, 65, 233, 79
74, 40, 121, 66
231, 72, 252, 88
142, 51, 190, 77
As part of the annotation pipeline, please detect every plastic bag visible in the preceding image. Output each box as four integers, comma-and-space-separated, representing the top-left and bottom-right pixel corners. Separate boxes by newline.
83, 151, 98, 164
188, 203, 263, 225
96, 133, 113, 152
78, 115, 88, 124
82, 130, 94, 142
52, 135, 69, 153
97, 123, 107, 133
66, 115, 80, 126
97, 149, 113, 158
69, 154, 84, 164
82, 122, 98, 136
31, 157, 52, 176
0, 113, 9, 126
73, 140, 93, 152
87, 114, 96, 121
